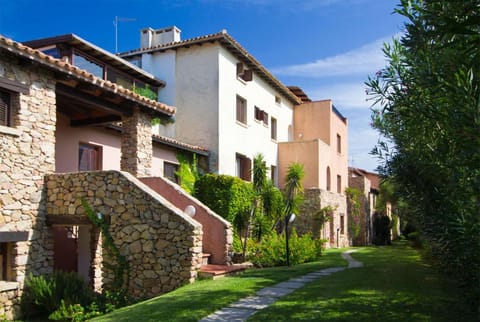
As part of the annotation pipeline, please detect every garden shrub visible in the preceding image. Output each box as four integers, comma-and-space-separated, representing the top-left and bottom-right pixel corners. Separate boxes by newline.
21, 271, 94, 318
194, 174, 254, 224
249, 230, 322, 267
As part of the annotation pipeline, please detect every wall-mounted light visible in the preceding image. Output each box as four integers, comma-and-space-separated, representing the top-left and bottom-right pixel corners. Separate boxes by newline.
96, 212, 103, 220
184, 205, 196, 218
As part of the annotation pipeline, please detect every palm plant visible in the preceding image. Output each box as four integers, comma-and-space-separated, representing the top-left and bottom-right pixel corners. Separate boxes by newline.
283, 162, 305, 220
242, 153, 268, 259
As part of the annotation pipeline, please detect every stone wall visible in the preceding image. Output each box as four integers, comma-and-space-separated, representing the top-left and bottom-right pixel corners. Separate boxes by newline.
46, 171, 203, 299
121, 106, 153, 177
348, 175, 371, 246
297, 188, 349, 248
0, 53, 57, 319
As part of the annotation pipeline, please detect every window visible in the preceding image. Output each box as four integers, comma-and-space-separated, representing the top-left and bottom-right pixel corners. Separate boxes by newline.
236, 95, 247, 124
42, 47, 60, 59
326, 167, 331, 191
270, 165, 277, 186
271, 117, 277, 140
0, 90, 11, 127
263, 111, 268, 125
0, 77, 28, 129
0, 243, 9, 280
254, 106, 262, 122
340, 214, 345, 234
236, 153, 251, 181
106, 69, 133, 90
337, 175, 342, 194
78, 143, 102, 171
164, 162, 179, 183
73, 52, 104, 78
254, 107, 268, 125
337, 134, 342, 154
236, 62, 252, 82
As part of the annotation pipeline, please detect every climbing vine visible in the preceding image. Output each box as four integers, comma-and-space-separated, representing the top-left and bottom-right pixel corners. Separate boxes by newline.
345, 187, 362, 238
313, 205, 336, 235
81, 199, 129, 292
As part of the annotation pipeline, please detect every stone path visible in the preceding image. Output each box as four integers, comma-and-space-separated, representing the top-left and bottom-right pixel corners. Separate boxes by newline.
199, 249, 363, 322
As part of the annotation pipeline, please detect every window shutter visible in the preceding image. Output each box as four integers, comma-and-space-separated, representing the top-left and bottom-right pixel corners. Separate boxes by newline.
0, 91, 9, 126
236, 63, 244, 76
242, 69, 253, 81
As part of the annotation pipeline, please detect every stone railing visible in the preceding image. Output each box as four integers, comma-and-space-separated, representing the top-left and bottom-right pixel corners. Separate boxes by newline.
46, 170, 203, 299
140, 177, 233, 265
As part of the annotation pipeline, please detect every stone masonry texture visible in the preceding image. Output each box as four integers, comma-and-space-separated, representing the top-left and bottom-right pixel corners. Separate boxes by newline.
46, 171, 204, 299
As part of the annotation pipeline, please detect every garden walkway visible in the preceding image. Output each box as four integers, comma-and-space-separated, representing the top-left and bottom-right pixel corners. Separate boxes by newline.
199, 249, 363, 322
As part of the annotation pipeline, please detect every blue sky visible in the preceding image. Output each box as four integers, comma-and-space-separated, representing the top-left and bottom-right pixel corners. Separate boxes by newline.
0, 0, 405, 172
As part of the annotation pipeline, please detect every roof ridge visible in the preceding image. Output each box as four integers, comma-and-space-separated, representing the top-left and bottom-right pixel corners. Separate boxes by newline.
119, 30, 301, 105
0, 34, 175, 116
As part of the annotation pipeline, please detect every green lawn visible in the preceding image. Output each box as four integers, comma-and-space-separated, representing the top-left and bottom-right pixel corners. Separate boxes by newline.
93, 243, 476, 322
250, 242, 477, 321
92, 248, 347, 322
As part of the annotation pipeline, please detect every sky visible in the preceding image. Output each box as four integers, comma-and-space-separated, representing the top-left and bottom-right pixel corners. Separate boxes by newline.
0, 0, 406, 172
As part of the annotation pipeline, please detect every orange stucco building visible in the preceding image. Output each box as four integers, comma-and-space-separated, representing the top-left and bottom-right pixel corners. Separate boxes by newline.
279, 94, 349, 248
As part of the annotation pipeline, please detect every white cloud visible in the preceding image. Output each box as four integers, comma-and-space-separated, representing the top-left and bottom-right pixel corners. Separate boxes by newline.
305, 82, 372, 110
272, 36, 392, 78
348, 127, 381, 171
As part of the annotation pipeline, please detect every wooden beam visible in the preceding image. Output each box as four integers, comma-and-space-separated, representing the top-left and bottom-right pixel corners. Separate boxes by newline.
46, 214, 110, 226
47, 215, 91, 226
56, 83, 132, 117
71, 114, 121, 127
0, 231, 29, 242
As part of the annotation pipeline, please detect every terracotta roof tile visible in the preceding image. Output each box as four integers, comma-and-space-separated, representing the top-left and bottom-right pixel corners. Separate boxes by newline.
152, 134, 209, 155
0, 34, 176, 116
120, 31, 302, 106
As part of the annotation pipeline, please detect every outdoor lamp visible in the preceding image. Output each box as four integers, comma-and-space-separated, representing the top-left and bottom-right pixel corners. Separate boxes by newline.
285, 213, 296, 266
96, 212, 103, 220
184, 205, 196, 217
289, 213, 296, 223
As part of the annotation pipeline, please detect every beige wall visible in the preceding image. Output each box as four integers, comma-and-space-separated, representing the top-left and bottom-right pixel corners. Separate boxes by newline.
279, 100, 348, 194
278, 99, 349, 247
293, 100, 331, 144
278, 140, 319, 189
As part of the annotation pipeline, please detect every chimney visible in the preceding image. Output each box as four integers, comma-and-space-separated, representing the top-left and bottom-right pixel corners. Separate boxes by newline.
140, 26, 181, 48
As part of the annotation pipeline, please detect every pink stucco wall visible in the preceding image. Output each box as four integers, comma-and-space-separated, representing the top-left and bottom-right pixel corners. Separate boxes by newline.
55, 113, 177, 177
140, 177, 232, 265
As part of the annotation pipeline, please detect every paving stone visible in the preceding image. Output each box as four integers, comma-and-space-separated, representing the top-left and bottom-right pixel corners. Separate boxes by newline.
199, 251, 365, 322
256, 286, 296, 298
229, 296, 277, 309
274, 281, 306, 289
199, 307, 257, 322
289, 276, 317, 283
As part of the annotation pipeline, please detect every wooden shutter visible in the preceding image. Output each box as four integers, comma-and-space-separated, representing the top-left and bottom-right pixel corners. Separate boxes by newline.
0, 91, 10, 126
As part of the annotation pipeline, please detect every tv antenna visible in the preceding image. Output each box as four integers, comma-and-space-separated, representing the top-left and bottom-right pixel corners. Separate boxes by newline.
113, 16, 136, 53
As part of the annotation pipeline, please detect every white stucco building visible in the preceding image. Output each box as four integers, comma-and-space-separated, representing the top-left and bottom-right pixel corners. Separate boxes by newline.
120, 26, 302, 182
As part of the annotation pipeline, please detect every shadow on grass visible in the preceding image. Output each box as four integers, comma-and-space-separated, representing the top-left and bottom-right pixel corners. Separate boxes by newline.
250, 243, 477, 322
93, 248, 348, 322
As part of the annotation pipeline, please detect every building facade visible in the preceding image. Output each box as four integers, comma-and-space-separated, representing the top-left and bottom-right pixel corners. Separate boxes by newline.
121, 27, 301, 182
0, 34, 231, 319
279, 97, 349, 248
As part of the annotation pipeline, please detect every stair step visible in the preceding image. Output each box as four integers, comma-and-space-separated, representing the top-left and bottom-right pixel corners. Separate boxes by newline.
202, 253, 211, 265
198, 263, 252, 280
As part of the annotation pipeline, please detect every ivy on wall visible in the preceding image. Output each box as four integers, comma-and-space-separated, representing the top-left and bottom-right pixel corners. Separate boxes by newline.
81, 199, 129, 292
345, 187, 362, 238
